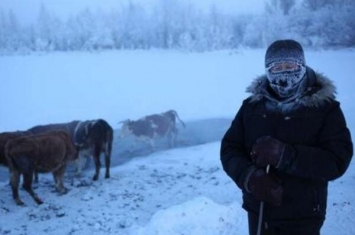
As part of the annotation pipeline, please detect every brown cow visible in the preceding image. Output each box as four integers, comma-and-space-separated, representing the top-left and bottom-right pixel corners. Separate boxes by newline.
5, 131, 77, 205
28, 119, 113, 181
119, 110, 185, 151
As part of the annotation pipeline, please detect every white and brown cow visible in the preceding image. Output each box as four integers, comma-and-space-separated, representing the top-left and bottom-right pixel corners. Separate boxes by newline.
5, 131, 77, 205
119, 110, 185, 151
72, 119, 113, 180
28, 119, 113, 181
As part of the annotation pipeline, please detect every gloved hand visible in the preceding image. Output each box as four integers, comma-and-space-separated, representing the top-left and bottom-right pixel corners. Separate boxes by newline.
247, 169, 283, 206
251, 136, 286, 168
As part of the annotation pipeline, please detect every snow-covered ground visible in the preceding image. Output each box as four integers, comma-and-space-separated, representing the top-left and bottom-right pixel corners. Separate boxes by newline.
1, 49, 355, 234
0, 141, 354, 235
0, 142, 244, 235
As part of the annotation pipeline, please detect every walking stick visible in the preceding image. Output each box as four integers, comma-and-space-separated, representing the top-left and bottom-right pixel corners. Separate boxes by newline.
256, 165, 270, 235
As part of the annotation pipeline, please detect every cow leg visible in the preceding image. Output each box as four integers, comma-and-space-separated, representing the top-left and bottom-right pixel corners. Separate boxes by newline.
9, 170, 24, 206
128, 140, 137, 153
33, 172, 39, 184
149, 139, 156, 152
104, 144, 111, 179
92, 146, 101, 181
22, 171, 43, 205
75, 154, 87, 177
169, 126, 178, 148
52, 165, 67, 194
167, 132, 176, 148
130, 142, 135, 153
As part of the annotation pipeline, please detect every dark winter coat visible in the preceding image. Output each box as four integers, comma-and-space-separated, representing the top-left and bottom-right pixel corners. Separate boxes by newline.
220, 67, 353, 222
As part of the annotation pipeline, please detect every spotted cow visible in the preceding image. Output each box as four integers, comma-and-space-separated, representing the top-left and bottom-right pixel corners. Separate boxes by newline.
119, 110, 185, 151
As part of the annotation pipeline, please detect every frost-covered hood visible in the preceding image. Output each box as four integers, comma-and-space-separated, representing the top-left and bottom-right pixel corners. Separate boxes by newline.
246, 67, 336, 108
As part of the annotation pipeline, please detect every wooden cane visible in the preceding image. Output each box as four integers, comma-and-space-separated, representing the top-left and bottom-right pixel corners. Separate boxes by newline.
256, 165, 270, 235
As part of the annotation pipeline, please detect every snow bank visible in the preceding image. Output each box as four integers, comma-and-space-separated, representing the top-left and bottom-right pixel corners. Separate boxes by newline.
131, 196, 247, 235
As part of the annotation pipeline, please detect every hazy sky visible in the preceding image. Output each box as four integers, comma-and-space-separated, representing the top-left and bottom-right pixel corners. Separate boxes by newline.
0, 0, 265, 23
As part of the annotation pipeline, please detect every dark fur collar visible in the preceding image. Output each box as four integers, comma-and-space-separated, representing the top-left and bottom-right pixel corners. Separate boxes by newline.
246, 67, 336, 108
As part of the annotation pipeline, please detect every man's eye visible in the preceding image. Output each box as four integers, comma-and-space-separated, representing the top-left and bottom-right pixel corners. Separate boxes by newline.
270, 66, 282, 72
270, 64, 299, 73
286, 65, 297, 70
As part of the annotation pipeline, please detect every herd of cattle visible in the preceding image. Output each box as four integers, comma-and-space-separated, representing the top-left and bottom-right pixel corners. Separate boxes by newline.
0, 109, 185, 206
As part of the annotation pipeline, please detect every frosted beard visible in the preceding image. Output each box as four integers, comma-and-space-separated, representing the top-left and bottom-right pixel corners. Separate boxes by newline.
266, 65, 306, 99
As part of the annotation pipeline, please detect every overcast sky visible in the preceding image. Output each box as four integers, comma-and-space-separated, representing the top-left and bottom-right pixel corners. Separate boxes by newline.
0, 0, 266, 23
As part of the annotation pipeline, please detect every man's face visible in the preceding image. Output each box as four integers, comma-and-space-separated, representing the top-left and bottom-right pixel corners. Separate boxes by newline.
266, 61, 306, 98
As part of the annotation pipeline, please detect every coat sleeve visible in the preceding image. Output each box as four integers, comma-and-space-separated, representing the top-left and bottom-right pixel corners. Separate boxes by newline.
220, 103, 257, 190
279, 102, 353, 181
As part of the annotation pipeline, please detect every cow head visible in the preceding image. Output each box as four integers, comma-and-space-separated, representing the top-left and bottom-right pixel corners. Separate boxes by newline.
74, 120, 96, 147
118, 119, 133, 138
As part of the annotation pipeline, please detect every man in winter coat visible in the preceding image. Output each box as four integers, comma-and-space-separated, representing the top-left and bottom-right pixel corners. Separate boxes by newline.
220, 39, 353, 235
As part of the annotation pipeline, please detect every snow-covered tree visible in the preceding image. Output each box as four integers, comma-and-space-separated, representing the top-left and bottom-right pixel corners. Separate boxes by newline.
36, 4, 54, 50
301, 0, 334, 11
265, 0, 296, 15
1, 0, 355, 53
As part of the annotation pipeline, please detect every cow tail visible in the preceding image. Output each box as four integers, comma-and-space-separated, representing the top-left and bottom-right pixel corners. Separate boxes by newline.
4, 140, 21, 170
4, 141, 13, 164
170, 110, 186, 128
105, 128, 113, 157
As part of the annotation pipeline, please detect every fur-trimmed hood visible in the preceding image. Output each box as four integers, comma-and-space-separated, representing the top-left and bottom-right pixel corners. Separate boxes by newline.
246, 67, 337, 108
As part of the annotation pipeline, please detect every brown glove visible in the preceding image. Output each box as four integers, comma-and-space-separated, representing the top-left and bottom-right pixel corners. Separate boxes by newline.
247, 168, 283, 206
251, 136, 286, 168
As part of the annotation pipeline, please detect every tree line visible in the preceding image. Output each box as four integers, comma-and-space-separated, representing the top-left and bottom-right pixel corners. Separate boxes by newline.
0, 0, 354, 54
